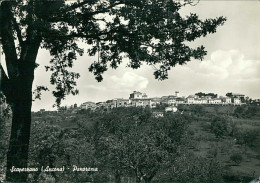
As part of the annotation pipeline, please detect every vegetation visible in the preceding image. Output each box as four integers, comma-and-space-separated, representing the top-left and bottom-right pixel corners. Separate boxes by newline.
230, 153, 243, 165
234, 106, 260, 118
0, 0, 226, 181
1, 104, 259, 183
94, 108, 188, 183
195, 92, 218, 98
210, 116, 233, 138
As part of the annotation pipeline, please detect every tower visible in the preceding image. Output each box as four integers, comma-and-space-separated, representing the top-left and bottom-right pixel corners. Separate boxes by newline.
175, 91, 180, 97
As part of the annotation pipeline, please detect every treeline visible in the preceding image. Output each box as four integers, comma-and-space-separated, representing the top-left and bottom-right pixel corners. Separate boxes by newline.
178, 104, 260, 118
234, 106, 260, 118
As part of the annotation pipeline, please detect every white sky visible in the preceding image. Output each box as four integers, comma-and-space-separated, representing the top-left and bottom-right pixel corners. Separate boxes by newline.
1, 1, 260, 111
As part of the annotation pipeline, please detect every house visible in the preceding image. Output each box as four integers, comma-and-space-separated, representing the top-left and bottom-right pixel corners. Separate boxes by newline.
161, 96, 169, 100
150, 97, 162, 108
96, 102, 106, 109
200, 97, 208, 104
233, 98, 241, 105
129, 91, 147, 99
187, 95, 196, 104
153, 111, 164, 118
231, 93, 245, 98
106, 99, 117, 109
116, 98, 131, 107
165, 106, 178, 113
176, 97, 185, 104
151, 97, 162, 103
167, 98, 177, 105
252, 99, 260, 105
219, 96, 232, 104
229, 93, 246, 103
212, 98, 222, 104
131, 98, 152, 107
81, 102, 96, 110
161, 95, 177, 105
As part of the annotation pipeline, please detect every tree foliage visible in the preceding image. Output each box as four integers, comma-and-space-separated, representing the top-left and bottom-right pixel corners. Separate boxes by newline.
210, 116, 233, 138
164, 154, 224, 183
195, 92, 218, 98
94, 108, 188, 183
0, 0, 226, 181
234, 105, 260, 118
0, 0, 226, 106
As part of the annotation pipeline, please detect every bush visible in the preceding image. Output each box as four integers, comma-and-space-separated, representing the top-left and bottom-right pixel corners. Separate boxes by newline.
234, 106, 247, 118
160, 154, 224, 183
230, 153, 243, 164
210, 116, 232, 138
246, 106, 260, 118
234, 128, 258, 147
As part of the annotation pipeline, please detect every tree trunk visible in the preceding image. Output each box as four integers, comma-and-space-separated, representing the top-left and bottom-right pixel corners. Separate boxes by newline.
5, 76, 33, 182
1, 1, 41, 181
2, 55, 37, 182
6, 97, 32, 182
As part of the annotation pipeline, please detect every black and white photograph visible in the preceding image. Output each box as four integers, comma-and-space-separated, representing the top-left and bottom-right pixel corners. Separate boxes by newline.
0, 0, 260, 182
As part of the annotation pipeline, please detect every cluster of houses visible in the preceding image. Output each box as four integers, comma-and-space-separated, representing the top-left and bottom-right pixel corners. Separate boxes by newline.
77, 91, 247, 112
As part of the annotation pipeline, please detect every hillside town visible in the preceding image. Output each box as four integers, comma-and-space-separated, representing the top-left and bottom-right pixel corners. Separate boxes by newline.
54, 91, 260, 114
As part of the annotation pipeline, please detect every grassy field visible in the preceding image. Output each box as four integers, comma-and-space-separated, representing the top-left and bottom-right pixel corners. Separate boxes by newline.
183, 105, 260, 183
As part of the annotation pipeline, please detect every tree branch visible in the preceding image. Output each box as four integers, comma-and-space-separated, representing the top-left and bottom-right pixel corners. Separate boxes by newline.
0, 2, 19, 79
47, 1, 125, 23
62, 0, 90, 13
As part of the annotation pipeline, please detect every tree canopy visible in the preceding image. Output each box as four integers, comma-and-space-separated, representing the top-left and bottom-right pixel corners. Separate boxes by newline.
0, 0, 226, 106
0, 0, 226, 182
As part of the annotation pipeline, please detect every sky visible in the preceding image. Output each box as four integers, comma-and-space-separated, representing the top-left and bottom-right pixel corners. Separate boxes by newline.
1, 1, 260, 111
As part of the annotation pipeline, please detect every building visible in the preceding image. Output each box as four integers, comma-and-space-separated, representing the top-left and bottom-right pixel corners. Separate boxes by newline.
233, 98, 241, 105
165, 106, 178, 113
161, 95, 177, 105
106, 99, 117, 109
95, 102, 106, 109
81, 101, 96, 110
78, 91, 253, 113
167, 97, 177, 105
187, 95, 196, 104
129, 91, 147, 99
228, 93, 246, 103
153, 111, 164, 118
176, 97, 185, 104
200, 97, 208, 104
175, 91, 180, 97
219, 96, 232, 104
151, 97, 162, 108
208, 98, 222, 104
131, 98, 152, 107
116, 98, 131, 107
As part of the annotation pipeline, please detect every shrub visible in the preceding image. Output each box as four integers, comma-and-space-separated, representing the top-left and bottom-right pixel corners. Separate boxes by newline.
230, 153, 243, 164
234, 128, 258, 147
210, 116, 231, 138
234, 106, 247, 118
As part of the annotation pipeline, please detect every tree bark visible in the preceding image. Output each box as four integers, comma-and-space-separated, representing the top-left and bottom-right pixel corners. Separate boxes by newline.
5, 91, 32, 182
3, 61, 34, 182
2, 41, 40, 182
